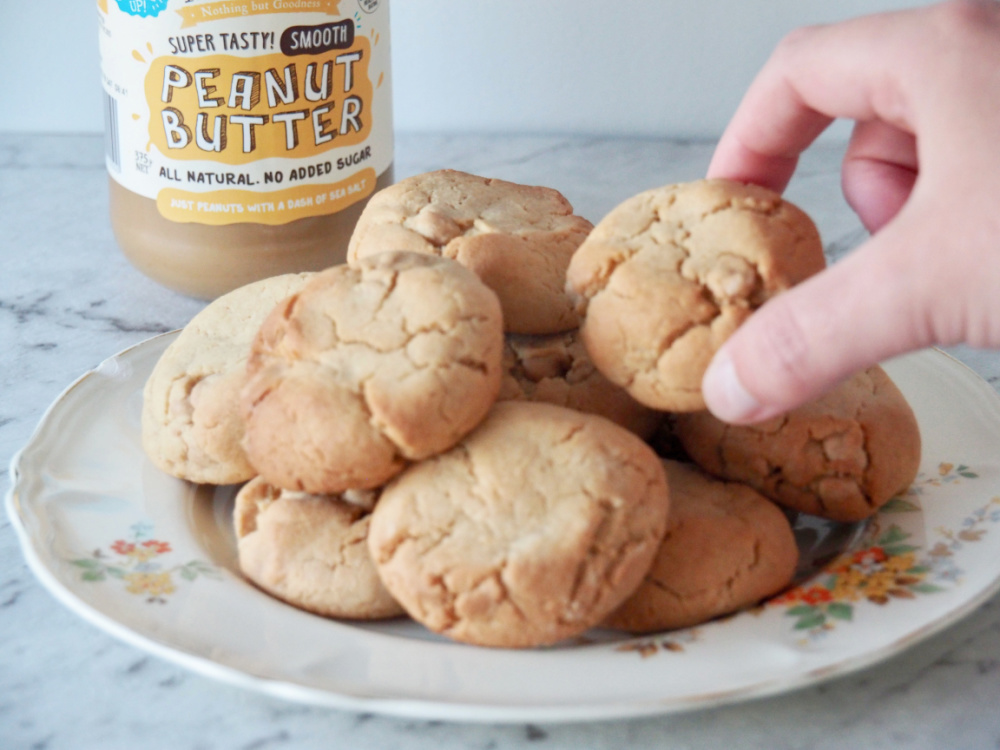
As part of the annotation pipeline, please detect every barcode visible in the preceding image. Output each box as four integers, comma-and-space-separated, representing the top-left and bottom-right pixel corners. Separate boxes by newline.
104, 91, 121, 172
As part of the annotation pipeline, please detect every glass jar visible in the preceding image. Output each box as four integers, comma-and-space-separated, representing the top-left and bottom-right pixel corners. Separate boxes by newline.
98, 0, 393, 298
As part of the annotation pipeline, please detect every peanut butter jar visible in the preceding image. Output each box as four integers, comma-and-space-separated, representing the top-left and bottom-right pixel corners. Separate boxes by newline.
98, 0, 394, 299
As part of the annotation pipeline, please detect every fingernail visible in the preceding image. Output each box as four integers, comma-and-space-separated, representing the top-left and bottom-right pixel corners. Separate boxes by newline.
703, 349, 763, 423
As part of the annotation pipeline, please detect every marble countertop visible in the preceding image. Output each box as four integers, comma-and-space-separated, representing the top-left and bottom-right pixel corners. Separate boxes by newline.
3, 133, 1000, 750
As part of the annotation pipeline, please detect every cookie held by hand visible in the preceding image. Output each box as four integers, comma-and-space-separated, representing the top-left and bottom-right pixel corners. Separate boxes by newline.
367, 401, 671, 648
565, 178, 826, 411
241, 251, 505, 494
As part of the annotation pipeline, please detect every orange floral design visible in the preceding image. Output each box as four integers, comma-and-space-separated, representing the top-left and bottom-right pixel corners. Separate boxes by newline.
615, 464, 998, 656
125, 571, 177, 597
773, 484, 999, 637
70, 522, 218, 603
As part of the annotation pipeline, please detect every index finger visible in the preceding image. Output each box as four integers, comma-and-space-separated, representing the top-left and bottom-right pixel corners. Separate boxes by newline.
707, 7, 925, 191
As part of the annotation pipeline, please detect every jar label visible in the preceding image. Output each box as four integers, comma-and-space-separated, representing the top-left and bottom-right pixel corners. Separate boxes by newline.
98, 0, 392, 225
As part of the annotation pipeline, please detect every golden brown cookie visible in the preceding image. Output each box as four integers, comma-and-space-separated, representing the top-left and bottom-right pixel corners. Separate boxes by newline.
498, 329, 663, 440
347, 169, 593, 335
604, 460, 798, 633
675, 365, 921, 522
141, 272, 313, 485
367, 401, 671, 648
234, 477, 403, 620
241, 251, 504, 494
565, 178, 826, 412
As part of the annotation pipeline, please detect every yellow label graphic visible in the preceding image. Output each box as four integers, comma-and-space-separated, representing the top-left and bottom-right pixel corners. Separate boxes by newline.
145, 36, 372, 164
156, 166, 375, 224
101, 0, 392, 227
177, 0, 343, 28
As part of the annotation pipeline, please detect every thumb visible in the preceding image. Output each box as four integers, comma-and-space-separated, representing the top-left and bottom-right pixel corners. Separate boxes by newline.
701, 218, 933, 423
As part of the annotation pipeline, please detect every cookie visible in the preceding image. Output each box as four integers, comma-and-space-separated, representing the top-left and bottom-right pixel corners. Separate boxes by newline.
603, 460, 798, 633
565, 178, 826, 411
367, 401, 671, 648
234, 477, 403, 620
675, 365, 921, 522
241, 251, 504, 494
141, 272, 313, 485
498, 329, 663, 440
347, 169, 593, 335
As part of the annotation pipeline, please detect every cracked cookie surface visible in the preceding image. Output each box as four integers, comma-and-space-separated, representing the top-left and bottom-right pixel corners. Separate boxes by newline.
347, 169, 593, 335
141, 272, 314, 485
498, 329, 662, 440
675, 365, 921, 522
565, 178, 826, 411
241, 251, 504, 494
603, 460, 798, 633
367, 401, 671, 648
234, 477, 404, 620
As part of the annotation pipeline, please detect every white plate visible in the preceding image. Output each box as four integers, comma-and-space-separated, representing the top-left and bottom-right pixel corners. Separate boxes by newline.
8, 333, 1000, 723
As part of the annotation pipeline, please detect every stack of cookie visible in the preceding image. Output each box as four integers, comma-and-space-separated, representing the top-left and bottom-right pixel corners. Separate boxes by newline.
141, 170, 921, 648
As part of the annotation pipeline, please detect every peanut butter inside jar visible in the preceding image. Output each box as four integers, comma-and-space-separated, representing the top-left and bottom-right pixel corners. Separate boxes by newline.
109, 167, 394, 300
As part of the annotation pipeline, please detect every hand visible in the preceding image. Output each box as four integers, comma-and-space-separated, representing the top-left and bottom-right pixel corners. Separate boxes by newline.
701, 0, 1000, 423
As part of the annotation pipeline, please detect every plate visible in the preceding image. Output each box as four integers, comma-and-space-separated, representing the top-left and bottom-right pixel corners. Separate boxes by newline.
8, 333, 1000, 724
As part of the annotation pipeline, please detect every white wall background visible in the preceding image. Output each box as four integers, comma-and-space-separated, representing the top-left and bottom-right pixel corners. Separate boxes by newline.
1, 0, 934, 138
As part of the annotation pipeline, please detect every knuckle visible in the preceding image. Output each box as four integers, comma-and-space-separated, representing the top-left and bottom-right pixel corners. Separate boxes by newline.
925, 0, 1000, 60
935, 0, 1000, 32
772, 25, 821, 64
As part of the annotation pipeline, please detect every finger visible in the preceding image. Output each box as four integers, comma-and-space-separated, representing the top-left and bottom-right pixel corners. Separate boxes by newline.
707, 10, 922, 190
706, 134, 807, 195
842, 119, 918, 233
701, 215, 933, 423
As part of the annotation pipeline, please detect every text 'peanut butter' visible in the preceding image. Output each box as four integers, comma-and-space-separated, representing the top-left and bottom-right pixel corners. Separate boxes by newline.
98, 0, 394, 298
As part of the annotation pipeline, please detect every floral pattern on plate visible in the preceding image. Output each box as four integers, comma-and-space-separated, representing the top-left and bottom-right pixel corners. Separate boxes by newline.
69, 521, 220, 604
772, 464, 1000, 640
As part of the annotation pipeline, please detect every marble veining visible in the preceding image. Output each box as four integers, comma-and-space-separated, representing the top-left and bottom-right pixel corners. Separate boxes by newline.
3, 133, 1000, 750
